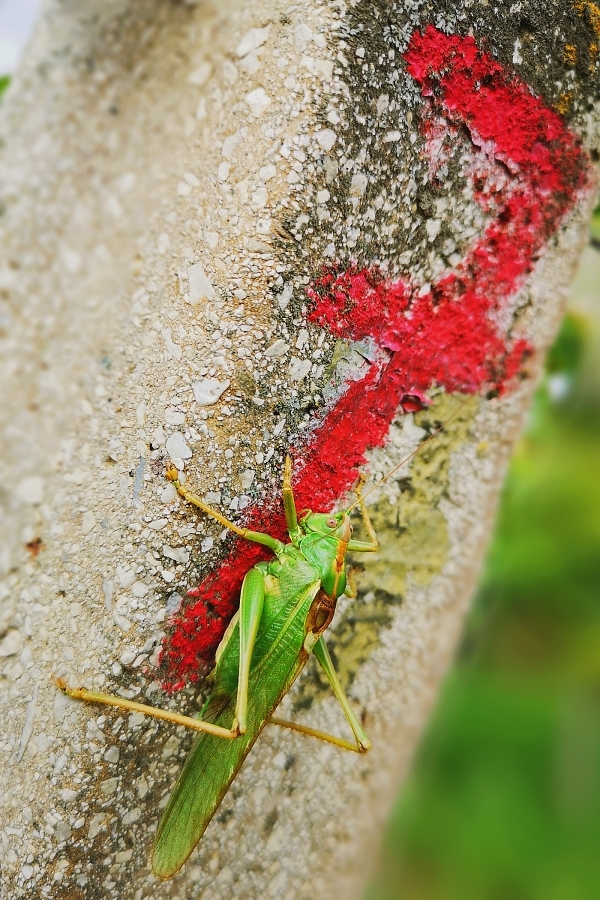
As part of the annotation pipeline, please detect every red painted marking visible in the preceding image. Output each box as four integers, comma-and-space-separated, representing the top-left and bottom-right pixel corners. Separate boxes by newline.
159, 27, 588, 688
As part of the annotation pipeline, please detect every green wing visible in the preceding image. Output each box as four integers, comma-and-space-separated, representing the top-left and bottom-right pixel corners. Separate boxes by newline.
152, 568, 320, 879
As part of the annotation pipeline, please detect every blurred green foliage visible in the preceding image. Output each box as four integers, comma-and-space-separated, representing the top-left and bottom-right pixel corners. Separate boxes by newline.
0, 75, 10, 99
366, 285, 600, 900
591, 204, 600, 248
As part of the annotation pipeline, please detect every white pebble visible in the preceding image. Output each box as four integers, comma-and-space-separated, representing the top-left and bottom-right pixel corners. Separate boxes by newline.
245, 88, 271, 117
222, 132, 241, 159
161, 483, 178, 504
165, 408, 186, 426
166, 432, 192, 459
120, 649, 137, 666
188, 262, 217, 304
316, 129, 336, 151
114, 614, 132, 632
240, 469, 255, 489
350, 173, 368, 197
236, 25, 270, 58
161, 328, 182, 361
251, 186, 268, 209
294, 23, 312, 49
81, 511, 96, 535
148, 518, 169, 531
162, 544, 189, 564
116, 563, 136, 588
189, 62, 212, 85
264, 339, 290, 358
151, 425, 166, 447
289, 357, 312, 381
426, 218, 442, 242
192, 377, 230, 406
0, 629, 22, 658
16, 476, 44, 505
259, 164, 277, 182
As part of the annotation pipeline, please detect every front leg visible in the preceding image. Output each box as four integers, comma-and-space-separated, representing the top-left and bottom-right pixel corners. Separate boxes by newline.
167, 465, 283, 553
282, 453, 299, 533
348, 476, 379, 553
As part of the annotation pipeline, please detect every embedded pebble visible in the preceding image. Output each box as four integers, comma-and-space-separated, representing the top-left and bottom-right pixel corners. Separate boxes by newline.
123, 807, 142, 825
161, 483, 178, 503
165, 432, 192, 459
289, 357, 312, 381
151, 425, 166, 447
0, 629, 22, 658
148, 518, 169, 531
426, 218, 442, 241
264, 339, 290, 358
245, 88, 271, 117
236, 25, 270, 58
15, 476, 44, 505
88, 813, 109, 839
316, 128, 336, 151
116, 564, 136, 589
188, 262, 217, 304
113, 614, 132, 632
189, 61, 211, 85
222, 132, 241, 159
55, 821, 72, 841
259, 164, 277, 181
200, 536, 214, 553
104, 746, 120, 763
165, 408, 186, 426
162, 545, 190, 564
161, 328, 182, 361
239, 469, 255, 489
192, 377, 230, 406
100, 777, 119, 796
81, 511, 96, 535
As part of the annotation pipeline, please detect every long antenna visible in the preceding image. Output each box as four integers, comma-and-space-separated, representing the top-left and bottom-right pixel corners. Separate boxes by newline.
346, 397, 471, 512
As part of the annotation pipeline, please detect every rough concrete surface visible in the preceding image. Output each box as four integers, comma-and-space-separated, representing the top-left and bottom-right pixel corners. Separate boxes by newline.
0, 1, 598, 898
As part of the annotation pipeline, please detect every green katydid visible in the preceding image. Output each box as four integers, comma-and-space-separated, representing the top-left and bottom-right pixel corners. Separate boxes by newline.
55, 406, 462, 879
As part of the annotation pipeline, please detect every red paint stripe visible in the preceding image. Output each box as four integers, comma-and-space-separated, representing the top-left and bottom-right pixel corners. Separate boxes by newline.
159, 27, 588, 688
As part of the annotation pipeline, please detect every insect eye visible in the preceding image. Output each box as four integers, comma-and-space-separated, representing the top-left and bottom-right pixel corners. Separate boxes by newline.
327, 518, 337, 528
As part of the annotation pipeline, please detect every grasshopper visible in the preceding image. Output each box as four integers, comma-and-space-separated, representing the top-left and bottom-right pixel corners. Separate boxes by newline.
55, 410, 459, 878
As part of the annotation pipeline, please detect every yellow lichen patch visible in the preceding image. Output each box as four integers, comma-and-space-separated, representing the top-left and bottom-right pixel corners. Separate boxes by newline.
574, 1, 600, 70
294, 393, 478, 703
564, 44, 577, 66
583, 1, 600, 36
555, 92, 573, 116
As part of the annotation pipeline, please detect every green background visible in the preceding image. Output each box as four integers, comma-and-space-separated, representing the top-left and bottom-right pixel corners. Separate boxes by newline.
366, 214, 600, 900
